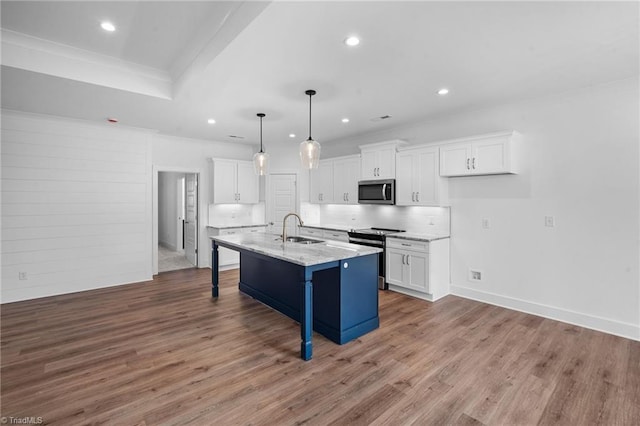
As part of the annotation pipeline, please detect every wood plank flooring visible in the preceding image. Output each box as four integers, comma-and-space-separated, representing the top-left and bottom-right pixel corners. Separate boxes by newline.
1, 268, 638, 425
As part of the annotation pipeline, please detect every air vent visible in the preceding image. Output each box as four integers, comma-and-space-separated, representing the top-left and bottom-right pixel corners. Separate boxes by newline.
228, 135, 245, 139
370, 115, 392, 122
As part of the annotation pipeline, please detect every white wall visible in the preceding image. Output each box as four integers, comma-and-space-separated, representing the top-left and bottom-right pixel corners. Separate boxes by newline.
152, 133, 254, 269
327, 77, 640, 340
1, 111, 153, 303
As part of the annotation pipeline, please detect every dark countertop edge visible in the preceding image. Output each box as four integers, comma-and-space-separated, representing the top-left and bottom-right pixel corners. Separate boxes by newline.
207, 224, 268, 230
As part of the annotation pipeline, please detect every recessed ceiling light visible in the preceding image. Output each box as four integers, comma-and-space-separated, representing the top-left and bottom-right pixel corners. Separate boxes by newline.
341, 118, 350, 123
289, 133, 296, 138
344, 36, 360, 47
207, 118, 216, 124
437, 88, 449, 95
100, 21, 116, 32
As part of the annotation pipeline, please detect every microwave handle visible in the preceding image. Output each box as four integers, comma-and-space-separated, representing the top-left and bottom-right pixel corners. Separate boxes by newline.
382, 183, 387, 201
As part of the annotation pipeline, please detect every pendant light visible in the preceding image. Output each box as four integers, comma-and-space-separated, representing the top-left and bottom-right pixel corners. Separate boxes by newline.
300, 89, 321, 169
253, 113, 269, 176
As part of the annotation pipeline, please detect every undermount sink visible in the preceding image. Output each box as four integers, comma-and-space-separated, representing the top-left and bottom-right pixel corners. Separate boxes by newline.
276, 236, 325, 244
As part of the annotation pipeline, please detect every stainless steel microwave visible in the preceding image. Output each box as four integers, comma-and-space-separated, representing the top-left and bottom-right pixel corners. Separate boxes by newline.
358, 179, 395, 205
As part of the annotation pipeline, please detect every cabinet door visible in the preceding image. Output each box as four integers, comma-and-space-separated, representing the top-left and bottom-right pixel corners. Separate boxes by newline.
218, 228, 240, 265
406, 250, 429, 293
334, 157, 360, 204
318, 161, 334, 204
439, 143, 471, 177
344, 157, 361, 204
332, 160, 347, 204
212, 159, 237, 203
360, 150, 378, 179
472, 137, 509, 175
376, 146, 396, 179
395, 152, 414, 206
236, 161, 258, 203
415, 148, 439, 205
386, 248, 407, 286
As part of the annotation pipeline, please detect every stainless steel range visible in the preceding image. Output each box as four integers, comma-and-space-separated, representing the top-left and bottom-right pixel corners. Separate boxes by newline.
348, 227, 405, 290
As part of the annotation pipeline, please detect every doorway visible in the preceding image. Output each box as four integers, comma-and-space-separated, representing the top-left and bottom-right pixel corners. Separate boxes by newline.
157, 171, 199, 273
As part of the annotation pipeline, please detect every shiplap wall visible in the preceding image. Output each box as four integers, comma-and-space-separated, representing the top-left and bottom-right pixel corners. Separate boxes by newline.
1, 111, 153, 303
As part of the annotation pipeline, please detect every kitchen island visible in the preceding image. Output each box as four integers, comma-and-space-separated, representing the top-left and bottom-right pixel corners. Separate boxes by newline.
210, 233, 382, 360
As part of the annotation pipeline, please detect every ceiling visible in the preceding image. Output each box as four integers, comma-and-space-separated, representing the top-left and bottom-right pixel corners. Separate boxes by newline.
1, 1, 638, 148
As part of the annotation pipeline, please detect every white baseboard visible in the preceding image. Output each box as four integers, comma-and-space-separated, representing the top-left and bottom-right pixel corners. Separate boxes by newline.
450, 284, 639, 342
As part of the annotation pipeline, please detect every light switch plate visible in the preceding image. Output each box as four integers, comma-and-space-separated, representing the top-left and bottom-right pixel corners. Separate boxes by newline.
545, 216, 555, 227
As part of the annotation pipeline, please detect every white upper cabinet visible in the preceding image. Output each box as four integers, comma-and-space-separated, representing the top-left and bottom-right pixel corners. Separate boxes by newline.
332, 155, 360, 204
359, 140, 406, 180
309, 159, 334, 204
439, 131, 522, 177
396, 146, 448, 206
210, 158, 259, 204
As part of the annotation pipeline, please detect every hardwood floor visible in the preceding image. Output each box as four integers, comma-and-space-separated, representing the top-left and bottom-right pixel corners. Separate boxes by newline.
1, 268, 638, 425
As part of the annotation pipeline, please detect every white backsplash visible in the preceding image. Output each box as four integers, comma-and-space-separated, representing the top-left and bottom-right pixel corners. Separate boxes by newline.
301, 203, 450, 235
208, 203, 266, 226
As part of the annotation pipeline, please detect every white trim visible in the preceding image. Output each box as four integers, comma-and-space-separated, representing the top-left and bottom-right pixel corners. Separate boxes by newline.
450, 284, 640, 342
153, 166, 203, 275
2, 29, 172, 99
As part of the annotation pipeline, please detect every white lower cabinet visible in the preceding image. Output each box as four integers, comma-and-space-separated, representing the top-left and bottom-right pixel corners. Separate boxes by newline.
208, 226, 266, 267
299, 227, 348, 242
386, 237, 450, 301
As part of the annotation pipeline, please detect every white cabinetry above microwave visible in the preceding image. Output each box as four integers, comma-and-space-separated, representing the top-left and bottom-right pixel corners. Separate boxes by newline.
359, 140, 407, 180
209, 158, 259, 204
309, 155, 360, 205
396, 145, 448, 206
439, 131, 522, 177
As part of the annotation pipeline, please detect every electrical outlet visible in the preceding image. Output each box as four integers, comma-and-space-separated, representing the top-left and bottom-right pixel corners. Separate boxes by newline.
482, 218, 491, 229
545, 216, 555, 227
468, 269, 483, 282
19, 272, 27, 280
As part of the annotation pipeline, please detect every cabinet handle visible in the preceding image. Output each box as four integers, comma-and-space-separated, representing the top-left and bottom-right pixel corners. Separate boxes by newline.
416, 192, 419, 202
412, 192, 415, 202
466, 158, 470, 170
401, 243, 411, 247
406, 255, 411, 265
401, 254, 406, 265
472, 157, 476, 169
238, 193, 240, 201
346, 193, 349, 202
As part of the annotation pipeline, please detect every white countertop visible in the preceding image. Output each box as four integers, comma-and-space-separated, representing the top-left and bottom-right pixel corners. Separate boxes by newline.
387, 232, 450, 242
210, 232, 381, 267
207, 224, 268, 230
300, 223, 356, 232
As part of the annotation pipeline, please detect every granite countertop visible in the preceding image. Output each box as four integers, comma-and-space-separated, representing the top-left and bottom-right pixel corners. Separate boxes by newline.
210, 232, 381, 267
300, 223, 357, 232
207, 224, 268, 230
387, 232, 450, 242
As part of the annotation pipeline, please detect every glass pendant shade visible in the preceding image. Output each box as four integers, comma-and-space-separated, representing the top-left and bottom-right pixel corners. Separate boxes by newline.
300, 89, 320, 169
299, 138, 321, 170
253, 113, 269, 176
253, 150, 269, 176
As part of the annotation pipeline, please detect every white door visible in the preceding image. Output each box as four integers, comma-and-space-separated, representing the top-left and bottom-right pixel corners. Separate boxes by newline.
268, 174, 297, 237
184, 173, 198, 266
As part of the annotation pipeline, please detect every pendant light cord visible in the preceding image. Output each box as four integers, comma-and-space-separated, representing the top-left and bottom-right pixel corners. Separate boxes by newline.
308, 93, 312, 140
260, 115, 263, 152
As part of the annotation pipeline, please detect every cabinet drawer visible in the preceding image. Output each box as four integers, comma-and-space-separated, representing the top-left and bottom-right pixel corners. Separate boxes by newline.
324, 230, 348, 242
299, 227, 323, 237
386, 238, 429, 252
245, 227, 265, 233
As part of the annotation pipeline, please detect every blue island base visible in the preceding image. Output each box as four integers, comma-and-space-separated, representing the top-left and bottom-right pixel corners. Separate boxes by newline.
238, 251, 380, 345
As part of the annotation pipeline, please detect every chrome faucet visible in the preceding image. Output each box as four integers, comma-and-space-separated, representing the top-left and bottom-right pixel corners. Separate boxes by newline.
282, 213, 304, 242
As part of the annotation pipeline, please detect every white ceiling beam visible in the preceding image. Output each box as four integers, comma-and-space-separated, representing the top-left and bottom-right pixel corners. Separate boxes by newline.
1, 29, 172, 100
